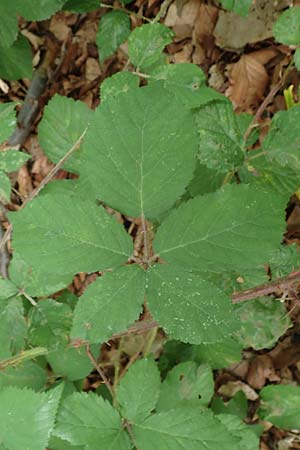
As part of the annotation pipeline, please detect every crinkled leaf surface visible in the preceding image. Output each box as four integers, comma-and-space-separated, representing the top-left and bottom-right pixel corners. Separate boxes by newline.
100, 72, 140, 103
133, 408, 239, 450
0, 103, 17, 144
71, 266, 144, 344
97, 10, 131, 63
38, 95, 92, 173
0, 150, 30, 172
146, 265, 238, 344
220, 0, 252, 16
258, 385, 300, 430
10, 189, 132, 279
80, 85, 197, 218
273, 6, 300, 45
157, 361, 214, 411
236, 297, 292, 350
195, 101, 245, 173
54, 392, 131, 450
154, 184, 285, 274
117, 358, 161, 423
149, 63, 224, 108
0, 385, 62, 450
28, 299, 73, 350
0, 34, 32, 80
128, 23, 173, 70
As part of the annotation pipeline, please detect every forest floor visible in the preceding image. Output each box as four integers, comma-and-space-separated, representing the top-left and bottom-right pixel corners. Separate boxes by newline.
2, 1, 300, 449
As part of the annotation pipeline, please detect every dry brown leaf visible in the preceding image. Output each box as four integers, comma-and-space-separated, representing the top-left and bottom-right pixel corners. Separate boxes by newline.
247, 354, 280, 389
165, 0, 200, 41
17, 165, 33, 198
218, 380, 259, 401
226, 54, 269, 111
193, 4, 218, 46
85, 57, 101, 81
173, 42, 193, 63
50, 13, 71, 41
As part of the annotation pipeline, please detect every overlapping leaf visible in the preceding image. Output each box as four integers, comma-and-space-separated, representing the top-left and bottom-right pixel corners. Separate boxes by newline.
97, 11, 131, 63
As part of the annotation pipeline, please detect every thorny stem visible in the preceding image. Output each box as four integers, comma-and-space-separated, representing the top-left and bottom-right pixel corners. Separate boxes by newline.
0, 128, 87, 253
232, 270, 300, 304
85, 344, 115, 399
141, 214, 149, 262
124, 420, 141, 450
143, 326, 158, 356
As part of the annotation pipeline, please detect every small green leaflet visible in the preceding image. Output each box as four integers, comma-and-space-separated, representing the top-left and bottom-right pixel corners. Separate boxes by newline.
236, 297, 292, 350
258, 385, 300, 430
149, 63, 225, 109
128, 23, 174, 70
146, 265, 238, 344
294, 48, 300, 70
38, 95, 92, 173
9, 187, 132, 279
97, 10, 131, 63
28, 299, 73, 350
156, 361, 214, 411
117, 358, 161, 423
100, 72, 140, 103
186, 337, 242, 369
196, 100, 246, 173
154, 184, 286, 274
80, 85, 197, 218
54, 392, 131, 450
273, 6, 300, 46
0, 296, 27, 360
47, 345, 95, 381
0, 34, 32, 80
16, 0, 66, 20
0, 103, 17, 144
132, 408, 240, 450
71, 266, 145, 344
0, 278, 18, 299
0, 150, 30, 172
0, 384, 63, 450
186, 161, 225, 197
212, 391, 248, 419
216, 414, 260, 450
220, 0, 252, 17
0, 361, 47, 391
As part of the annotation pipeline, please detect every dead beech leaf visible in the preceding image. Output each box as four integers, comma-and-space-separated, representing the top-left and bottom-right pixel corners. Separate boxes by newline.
218, 380, 259, 401
227, 54, 269, 111
247, 354, 280, 390
193, 4, 219, 46
17, 165, 33, 198
165, 0, 200, 41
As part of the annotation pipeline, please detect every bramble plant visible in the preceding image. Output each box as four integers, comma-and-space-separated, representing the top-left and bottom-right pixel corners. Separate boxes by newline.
1, 2, 300, 450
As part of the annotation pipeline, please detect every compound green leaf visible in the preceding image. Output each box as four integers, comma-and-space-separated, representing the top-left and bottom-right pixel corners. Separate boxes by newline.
149, 63, 224, 108
17, 0, 66, 20
0, 296, 27, 360
71, 265, 144, 344
38, 95, 92, 173
0, 150, 30, 172
146, 265, 238, 344
97, 10, 131, 63
154, 184, 285, 274
28, 299, 73, 350
100, 72, 139, 103
258, 385, 300, 430
220, 0, 252, 16
195, 101, 245, 173
236, 297, 292, 350
0, 384, 62, 450
217, 414, 260, 450
133, 408, 240, 450
80, 85, 197, 219
0, 34, 32, 80
0, 103, 17, 144
273, 6, 300, 45
9, 189, 132, 279
54, 392, 131, 450
117, 358, 161, 423
0, 361, 47, 391
157, 361, 214, 411
0, 171, 10, 203
128, 23, 173, 70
